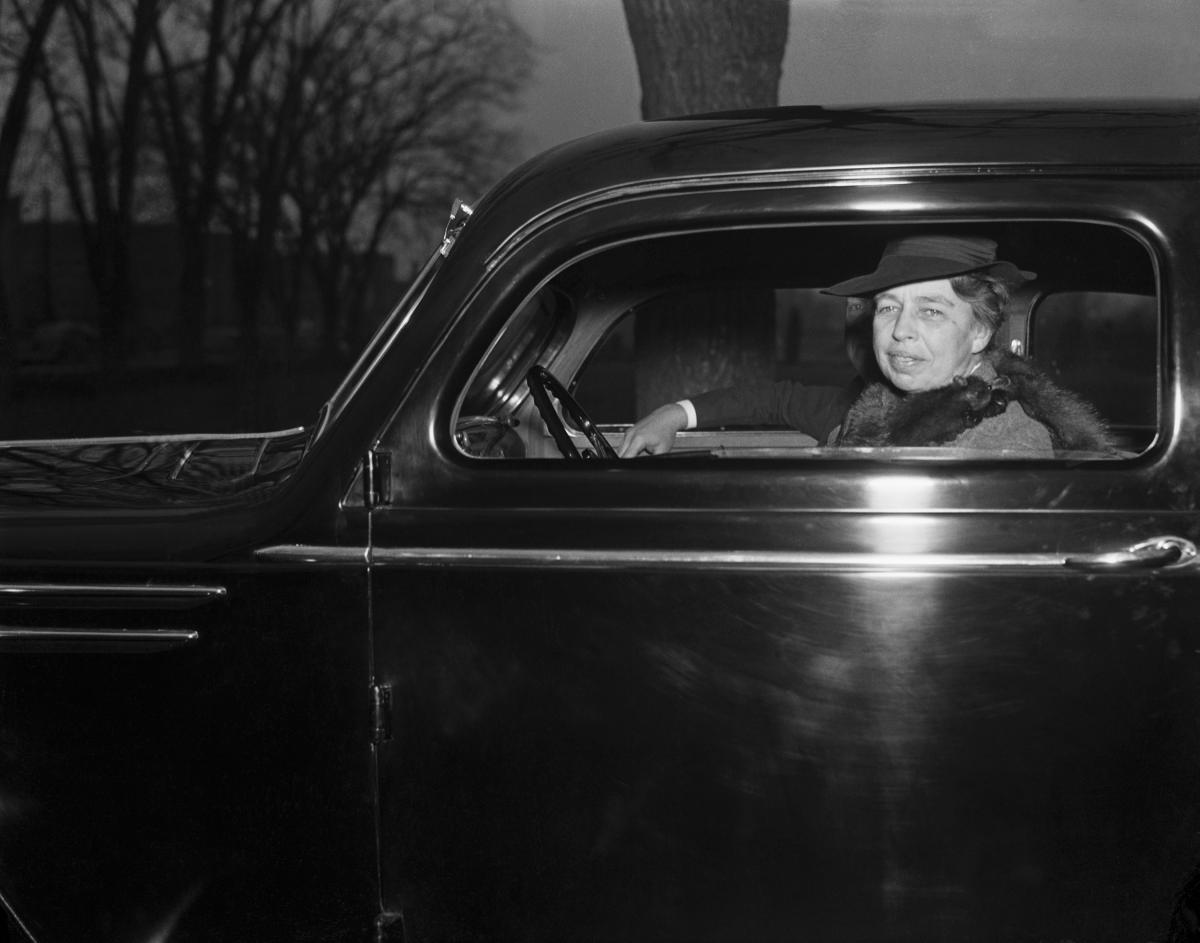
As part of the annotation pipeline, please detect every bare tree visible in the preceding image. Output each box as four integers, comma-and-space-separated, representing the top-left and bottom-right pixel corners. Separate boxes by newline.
3, 0, 533, 432
0, 0, 64, 431
147, 0, 301, 366
207, 0, 531, 418
284, 0, 533, 360
210, 0, 333, 418
622, 0, 788, 412
38, 0, 165, 369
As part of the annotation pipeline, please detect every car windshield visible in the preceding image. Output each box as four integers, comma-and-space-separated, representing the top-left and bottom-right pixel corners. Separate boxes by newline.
319, 244, 449, 438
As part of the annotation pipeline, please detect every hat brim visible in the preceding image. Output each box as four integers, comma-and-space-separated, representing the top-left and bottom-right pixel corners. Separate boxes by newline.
825, 258, 1036, 297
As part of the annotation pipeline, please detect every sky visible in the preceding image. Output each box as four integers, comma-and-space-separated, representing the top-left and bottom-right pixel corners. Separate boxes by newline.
510, 0, 1200, 155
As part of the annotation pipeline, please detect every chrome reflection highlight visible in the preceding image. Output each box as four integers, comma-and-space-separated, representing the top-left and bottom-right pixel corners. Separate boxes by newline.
865, 474, 937, 510
1064, 535, 1197, 571
0, 583, 226, 603
254, 545, 369, 565
354, 541, 1200, 573
848, 200, 929, 213
0, 627, 200, 652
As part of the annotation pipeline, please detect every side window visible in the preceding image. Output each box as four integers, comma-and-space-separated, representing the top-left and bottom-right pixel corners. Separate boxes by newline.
453, 222, 1159, 461
1029, 292, 1158, 453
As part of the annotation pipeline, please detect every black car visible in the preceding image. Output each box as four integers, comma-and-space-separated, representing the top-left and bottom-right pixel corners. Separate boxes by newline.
2, 102, 1199, 942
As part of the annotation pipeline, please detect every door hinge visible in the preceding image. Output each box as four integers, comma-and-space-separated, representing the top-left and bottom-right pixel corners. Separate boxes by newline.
363, 449, 392, 508
371, 682, 393, 744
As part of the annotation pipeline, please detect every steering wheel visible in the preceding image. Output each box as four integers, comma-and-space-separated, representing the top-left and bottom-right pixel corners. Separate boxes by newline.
526, 365, 618, 460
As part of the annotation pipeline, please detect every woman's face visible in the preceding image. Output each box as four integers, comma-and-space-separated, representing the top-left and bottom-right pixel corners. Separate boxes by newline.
872, 278, 991, 392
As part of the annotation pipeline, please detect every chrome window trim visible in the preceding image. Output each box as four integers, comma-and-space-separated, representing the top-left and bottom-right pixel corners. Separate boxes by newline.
257, 542, 1197, 573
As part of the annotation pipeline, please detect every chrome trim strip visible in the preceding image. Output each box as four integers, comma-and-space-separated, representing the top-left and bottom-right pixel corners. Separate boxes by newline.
259, 543, 1199, 573
370, 547, 1071, 571
0, 583, 227, 605
0, 627, 200, 652
254, 545, 369, 565
0, 583, 226, 597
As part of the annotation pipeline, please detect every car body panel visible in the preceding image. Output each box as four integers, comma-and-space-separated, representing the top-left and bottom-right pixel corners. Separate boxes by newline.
0, 441, 376, 939
0, 561, 377, 942
364, 105, 1200, 939
371, 560, 1200, 940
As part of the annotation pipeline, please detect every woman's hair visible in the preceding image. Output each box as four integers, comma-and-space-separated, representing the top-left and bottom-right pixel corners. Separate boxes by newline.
950, 272, 1010, 348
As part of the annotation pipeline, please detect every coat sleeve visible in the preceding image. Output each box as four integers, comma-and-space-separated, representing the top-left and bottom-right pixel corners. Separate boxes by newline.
690, 380, 858, 444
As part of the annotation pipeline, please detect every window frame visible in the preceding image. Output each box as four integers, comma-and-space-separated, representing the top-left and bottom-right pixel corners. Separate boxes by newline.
381, 171, 1186, 516
451, 214, 1161, 466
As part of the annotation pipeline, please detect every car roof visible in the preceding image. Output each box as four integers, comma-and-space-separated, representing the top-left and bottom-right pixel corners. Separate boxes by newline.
476, 101, 1200, 232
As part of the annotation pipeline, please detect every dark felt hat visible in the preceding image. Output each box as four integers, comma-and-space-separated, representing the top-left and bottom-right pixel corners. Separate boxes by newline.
825, 234, 1036, 297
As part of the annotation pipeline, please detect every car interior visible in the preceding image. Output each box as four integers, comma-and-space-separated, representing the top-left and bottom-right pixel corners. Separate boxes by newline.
455, 221, 1158, 461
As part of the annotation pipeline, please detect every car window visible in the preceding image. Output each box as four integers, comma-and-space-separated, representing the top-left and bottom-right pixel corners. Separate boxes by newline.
460, 285, 575, 419
454, 222, 1158, 461
1028, 291, 1158, 453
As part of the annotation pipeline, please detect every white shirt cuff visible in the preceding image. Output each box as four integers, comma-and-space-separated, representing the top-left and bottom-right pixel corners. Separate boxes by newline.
675, 399, 697, 430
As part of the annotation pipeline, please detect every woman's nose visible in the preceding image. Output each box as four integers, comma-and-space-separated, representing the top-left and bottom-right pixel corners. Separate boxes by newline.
891, 305, 918, 339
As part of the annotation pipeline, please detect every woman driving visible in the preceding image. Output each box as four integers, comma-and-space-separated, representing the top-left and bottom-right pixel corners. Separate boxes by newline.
618, 234, 1113, 457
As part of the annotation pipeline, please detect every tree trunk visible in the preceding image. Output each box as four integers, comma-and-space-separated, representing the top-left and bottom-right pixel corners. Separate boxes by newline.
622, 0, 788, 413
0, 206, 18, 438
0, 0, 66, 434
623, 0, 788, 117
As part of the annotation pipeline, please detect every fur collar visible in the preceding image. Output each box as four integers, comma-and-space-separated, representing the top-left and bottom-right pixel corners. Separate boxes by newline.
836, 351, 1114, 451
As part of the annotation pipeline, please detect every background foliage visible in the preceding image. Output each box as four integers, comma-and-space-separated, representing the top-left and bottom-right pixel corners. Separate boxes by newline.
0, 0, 533, 435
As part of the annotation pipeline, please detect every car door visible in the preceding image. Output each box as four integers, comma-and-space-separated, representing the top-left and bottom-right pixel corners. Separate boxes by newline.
0, 441, 378, 942
367, 179, 1200, 941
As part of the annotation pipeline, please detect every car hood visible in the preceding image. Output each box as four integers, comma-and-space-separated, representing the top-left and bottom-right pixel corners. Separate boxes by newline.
0, 428, 313, 508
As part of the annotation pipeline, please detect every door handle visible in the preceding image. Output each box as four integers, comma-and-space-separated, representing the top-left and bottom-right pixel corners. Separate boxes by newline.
1063, 536, 1197, 572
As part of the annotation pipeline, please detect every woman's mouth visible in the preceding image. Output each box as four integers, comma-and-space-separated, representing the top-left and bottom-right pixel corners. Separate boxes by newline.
886, 352, 924, 371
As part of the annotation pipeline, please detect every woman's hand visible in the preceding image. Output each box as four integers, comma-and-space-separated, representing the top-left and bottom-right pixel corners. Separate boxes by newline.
618, 403, 688, 458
